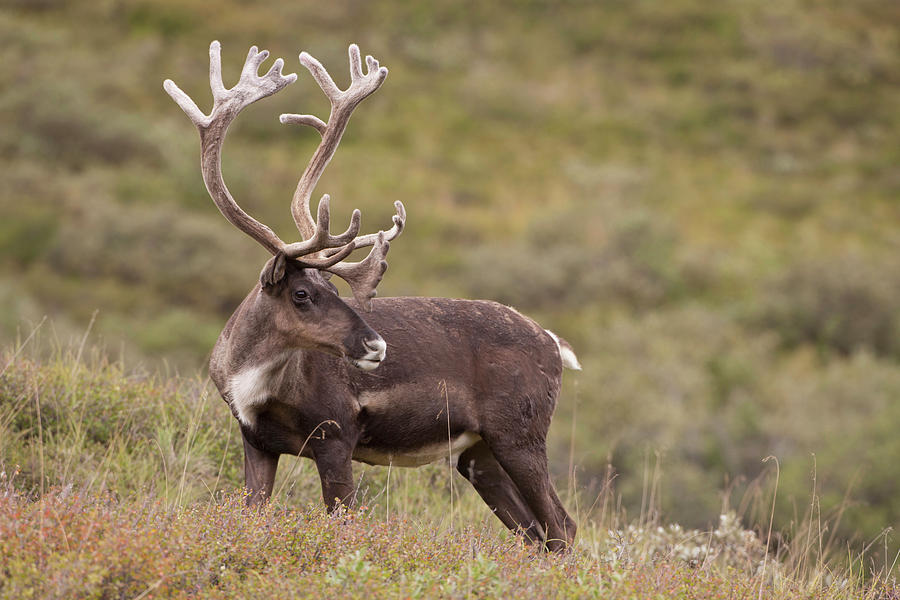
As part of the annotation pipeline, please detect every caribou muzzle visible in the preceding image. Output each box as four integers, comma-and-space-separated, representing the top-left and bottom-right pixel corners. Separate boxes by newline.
348, 335, 387, 371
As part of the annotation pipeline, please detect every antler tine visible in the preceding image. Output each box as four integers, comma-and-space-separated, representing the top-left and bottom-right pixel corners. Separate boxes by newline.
164, 41, 297, 256
325, 232, 391, 310
319, 200, 404, 304
353, 200, 406, 247
322, 201, 406, 257
208, 41, 227, 103
281, 195, 362, 259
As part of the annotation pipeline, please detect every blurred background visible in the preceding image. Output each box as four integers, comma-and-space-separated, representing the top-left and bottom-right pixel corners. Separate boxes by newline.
1, 0, 899, 550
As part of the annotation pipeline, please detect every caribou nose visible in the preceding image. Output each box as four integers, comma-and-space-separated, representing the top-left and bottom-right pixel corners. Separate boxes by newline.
364, 337, 387, 362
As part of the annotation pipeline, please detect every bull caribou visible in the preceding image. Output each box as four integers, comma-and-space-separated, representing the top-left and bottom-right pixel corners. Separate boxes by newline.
164, 41, 581, 551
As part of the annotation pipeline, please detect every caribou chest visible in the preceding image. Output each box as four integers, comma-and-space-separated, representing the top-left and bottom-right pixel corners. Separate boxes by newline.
227, 352, 292, 428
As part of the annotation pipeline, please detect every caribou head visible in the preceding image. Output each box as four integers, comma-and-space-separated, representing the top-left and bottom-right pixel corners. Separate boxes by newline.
258, 258, 387, 370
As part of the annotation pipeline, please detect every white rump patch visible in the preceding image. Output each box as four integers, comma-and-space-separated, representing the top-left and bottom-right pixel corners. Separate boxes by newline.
545, 330, 582, 371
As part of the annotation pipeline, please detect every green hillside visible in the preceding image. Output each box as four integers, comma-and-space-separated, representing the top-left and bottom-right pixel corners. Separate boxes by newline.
2, 0, 900, 563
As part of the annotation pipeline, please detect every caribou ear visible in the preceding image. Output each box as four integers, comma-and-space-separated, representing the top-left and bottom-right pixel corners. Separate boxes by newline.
260, 252, 288, 292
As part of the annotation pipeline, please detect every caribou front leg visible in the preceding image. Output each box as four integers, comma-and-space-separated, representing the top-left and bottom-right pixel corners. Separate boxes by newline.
242, 434, 279, 506
312, 439, 356, 511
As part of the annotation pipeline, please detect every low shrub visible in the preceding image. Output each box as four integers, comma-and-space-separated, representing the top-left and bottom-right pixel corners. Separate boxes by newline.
758, 252, 900, 358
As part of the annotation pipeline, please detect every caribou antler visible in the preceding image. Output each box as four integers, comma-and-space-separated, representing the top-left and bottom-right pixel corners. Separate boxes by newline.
164, 42, 297, 256
164, 41, 405, 305
281, 44, 407, 307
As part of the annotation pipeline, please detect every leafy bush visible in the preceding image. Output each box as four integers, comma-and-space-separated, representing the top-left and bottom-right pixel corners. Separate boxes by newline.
461, 203, 689, 312
0, 193, 57, 267
758, 253, 900, 357
46, 197, 266, 314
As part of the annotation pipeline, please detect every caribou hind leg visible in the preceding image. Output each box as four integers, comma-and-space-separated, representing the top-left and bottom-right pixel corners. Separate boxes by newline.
548, 485, 577, 547
456, 441, 546, 545
481, 437, 572, 552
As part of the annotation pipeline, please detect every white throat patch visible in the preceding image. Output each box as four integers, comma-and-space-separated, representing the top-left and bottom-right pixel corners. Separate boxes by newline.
227, 353, 291, 428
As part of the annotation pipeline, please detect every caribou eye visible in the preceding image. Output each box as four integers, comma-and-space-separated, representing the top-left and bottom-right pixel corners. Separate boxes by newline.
292, 290, 310, 304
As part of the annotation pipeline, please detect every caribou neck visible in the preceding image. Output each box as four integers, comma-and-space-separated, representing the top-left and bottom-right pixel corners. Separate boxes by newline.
218, 291, 298, 428
221, 288, 289, 373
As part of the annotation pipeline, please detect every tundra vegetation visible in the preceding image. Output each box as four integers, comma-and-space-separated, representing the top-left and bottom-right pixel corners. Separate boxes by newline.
1, 0, 900, 597
2, 345, 898, 598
